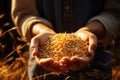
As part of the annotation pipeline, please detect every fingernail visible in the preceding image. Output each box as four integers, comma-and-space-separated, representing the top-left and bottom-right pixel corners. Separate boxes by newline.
32, 49, 37, 56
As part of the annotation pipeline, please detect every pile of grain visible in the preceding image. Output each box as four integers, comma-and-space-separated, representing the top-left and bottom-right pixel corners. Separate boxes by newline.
39, 33, 88, 61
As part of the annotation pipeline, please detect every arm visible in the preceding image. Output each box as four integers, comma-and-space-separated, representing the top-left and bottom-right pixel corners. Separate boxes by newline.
70, 0, 120, 71
75, 0, 120, 63
11, 0, 53, 41
11, 0, 63, 72
85, 0, 120, 44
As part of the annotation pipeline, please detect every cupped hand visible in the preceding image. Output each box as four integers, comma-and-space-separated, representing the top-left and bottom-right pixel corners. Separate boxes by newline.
30, 30, 56, 56
30, 32, 67, 72
30, 24, 69, 72
75, 27, 97, 54
59, 28, 97, 71
60, 56, 93, 71
35, 57, 68, 72
30, 25, 97, 72
29, 24, 63, 72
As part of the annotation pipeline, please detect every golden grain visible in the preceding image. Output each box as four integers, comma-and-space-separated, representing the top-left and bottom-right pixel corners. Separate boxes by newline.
39, 33, 88, 61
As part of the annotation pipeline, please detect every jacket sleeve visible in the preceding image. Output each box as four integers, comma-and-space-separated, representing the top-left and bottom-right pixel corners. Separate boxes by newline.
88, 0, 120, 44
11, 0, 53, 41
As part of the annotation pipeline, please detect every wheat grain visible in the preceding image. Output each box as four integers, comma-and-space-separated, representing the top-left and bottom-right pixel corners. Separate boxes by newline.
39, 33, 88, 61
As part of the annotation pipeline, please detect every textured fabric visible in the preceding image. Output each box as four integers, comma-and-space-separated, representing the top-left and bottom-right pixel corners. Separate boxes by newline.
11, 0, 120, 42
88, 12, 120, 44
11, 0, 98, 38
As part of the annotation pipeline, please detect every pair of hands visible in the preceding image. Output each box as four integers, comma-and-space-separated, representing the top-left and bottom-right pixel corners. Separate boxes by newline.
30, 24, 97, 73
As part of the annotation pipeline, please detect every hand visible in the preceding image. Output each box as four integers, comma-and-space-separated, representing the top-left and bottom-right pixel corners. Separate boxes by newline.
30, 23, 55, 56
30, 30, 56, 57
31, 32, 68, 72
75, 27, 97, 54
30, 24, 67, 72
60, 56, 93, 71
31, 33, 67, 72
59, 28, 97, 71
35, 57, 68, 72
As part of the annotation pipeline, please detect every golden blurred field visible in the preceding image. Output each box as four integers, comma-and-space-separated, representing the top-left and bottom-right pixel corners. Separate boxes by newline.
0, 1, 120, 80
0, 14, 120, 80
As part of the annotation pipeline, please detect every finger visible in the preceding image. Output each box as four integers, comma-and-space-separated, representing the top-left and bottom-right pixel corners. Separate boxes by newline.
47, 61, 66, 72
76, 32, 88, 41
60, 57, 80, 71
32, 48, 39, 57
71, 56, 87, 66
37, 58, 65, 72
30, 33, 50, 56
70, 56, 90, 71
60, 57, 71, 66
36, 58, 54, 67
63, 56, 82, 71
30, 37, 40, 56
36, 58, 58, 71
71, 56, 93, 65
88, 34, 97, 54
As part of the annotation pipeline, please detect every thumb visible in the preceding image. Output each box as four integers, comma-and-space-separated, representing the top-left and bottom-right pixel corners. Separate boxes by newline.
88, 34, 97, 55
30, 37, 39, 56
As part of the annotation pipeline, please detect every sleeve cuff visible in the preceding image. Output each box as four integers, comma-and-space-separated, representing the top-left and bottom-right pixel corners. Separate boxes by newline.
21, 16, 53, 41
88, 12, 120, 44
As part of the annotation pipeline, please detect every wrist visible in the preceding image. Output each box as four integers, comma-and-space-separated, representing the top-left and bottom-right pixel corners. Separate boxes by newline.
32, 23, 55, 36
85, 20, 106, 40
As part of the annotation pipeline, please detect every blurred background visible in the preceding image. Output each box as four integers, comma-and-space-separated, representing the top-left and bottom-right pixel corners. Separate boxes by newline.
0, 0, 120, 80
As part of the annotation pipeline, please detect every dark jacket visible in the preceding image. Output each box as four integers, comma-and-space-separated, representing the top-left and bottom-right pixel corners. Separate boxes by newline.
11, 0, 120, 42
